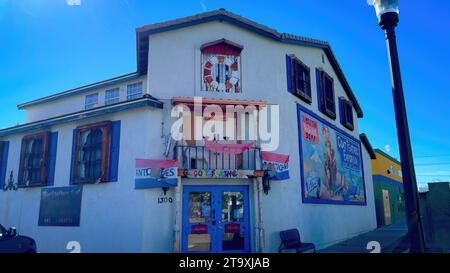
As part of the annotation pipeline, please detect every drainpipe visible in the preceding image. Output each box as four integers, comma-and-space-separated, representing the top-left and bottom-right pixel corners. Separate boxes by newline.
257, 176, 265, 252
253, 178, 260, 253
173, 176, 182, 253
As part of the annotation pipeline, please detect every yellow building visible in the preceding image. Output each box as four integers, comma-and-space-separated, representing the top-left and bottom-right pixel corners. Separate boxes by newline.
372, 149, 406, 226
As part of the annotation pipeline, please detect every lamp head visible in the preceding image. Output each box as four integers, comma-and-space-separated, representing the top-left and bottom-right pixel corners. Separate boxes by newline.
368, 0, 399, 19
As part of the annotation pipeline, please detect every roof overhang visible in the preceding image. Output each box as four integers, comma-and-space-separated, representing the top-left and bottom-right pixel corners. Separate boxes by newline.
2, 96, 163, 138
360, 133, 376, 160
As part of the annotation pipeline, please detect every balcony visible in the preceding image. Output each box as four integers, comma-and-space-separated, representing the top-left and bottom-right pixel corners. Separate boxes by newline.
174, 142, 263, 179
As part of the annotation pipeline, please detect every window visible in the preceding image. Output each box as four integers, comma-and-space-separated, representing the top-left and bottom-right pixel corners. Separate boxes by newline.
290, 56, 311, 103
72, 122, 111, 184
127, 82, 143, 100
201, 39, 243, 93
105, 88, 120, 105
339, 97, 354, 131
18, 132, 49, 187
85, 93, 99, 110
318, 70, 336, 119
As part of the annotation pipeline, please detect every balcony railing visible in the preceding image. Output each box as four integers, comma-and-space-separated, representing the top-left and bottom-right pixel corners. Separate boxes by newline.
174, 143, 262, 171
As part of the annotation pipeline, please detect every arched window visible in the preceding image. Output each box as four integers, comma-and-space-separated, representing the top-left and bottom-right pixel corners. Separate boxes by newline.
201, 39, 243, 93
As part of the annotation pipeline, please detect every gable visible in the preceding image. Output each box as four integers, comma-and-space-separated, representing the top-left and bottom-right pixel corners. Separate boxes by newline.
136, 9, 363, 118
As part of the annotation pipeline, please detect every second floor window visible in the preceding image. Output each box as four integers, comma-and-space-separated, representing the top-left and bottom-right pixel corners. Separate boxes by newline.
318, 70, 336, 120
287, 55, 312, 104
72, 122, 111, 184
85, 93, 99, 110
105, 88, 120, 105
127, 82, 143, 100
339, 97, 354, 131
18, 132, 49, 187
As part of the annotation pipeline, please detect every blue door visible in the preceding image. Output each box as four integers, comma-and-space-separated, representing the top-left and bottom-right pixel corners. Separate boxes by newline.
182, 185, 251, 253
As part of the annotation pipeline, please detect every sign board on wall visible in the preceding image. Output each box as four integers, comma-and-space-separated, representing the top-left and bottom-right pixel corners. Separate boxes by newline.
135, 159, 178, 189
180, 169, 256, 179
297, 105, 367, 206
38, 186, 83, 227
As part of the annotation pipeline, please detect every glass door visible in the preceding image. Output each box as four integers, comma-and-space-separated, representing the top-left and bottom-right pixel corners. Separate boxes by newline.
182, 186, 250, 253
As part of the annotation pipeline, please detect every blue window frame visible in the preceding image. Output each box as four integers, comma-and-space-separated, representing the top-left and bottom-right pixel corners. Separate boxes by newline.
85, 93, 99, 110
105, 88, 120, 105
127, 82, 143, 100
339, 97, 354, 131
317, 69, 336, 120
286, 54, 312, 104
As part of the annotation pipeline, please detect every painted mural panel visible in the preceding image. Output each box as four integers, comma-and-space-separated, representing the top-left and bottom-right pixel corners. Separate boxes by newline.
298, 106, 366, 205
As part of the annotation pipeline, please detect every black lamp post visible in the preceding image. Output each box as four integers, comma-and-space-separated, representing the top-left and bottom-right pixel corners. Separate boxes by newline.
369, 0, 426, 253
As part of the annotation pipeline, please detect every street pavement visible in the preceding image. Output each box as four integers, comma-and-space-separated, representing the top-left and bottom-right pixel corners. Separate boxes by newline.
319, 221, 409, 253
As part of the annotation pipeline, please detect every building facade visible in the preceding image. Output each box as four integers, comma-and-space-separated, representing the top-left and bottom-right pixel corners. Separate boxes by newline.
372, 149, 406, 227
0, 9, 377, 253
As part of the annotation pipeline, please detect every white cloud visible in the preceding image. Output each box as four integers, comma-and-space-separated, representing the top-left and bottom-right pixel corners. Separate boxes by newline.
66, 0, 81, 6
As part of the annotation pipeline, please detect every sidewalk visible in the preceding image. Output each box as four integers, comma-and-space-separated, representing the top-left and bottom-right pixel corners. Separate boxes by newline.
319, 221, 409, 253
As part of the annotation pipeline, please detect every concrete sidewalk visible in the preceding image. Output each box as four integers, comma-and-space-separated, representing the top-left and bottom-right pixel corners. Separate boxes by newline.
319, 221, 408, 253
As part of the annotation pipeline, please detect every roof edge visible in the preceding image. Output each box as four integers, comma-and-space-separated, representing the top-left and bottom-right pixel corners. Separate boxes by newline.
360, 133, 376, 160
18, 72, 142, 110
374, 148, 401, 165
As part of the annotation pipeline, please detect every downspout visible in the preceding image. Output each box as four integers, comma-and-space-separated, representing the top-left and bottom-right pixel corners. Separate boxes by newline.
253, 178, 260, 253
173, 176, 182, 253
257, 176, 265, 252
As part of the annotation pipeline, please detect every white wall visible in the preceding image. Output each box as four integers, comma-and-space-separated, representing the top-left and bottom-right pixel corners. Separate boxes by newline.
24, 77, 148, 123
148, 20, 375, 252
0, 107, 176, 253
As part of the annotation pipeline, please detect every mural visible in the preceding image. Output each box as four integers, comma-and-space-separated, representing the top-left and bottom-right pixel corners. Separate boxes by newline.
298, 106, 366, 205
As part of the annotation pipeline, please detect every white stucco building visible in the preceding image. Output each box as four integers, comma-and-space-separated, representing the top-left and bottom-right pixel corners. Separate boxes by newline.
0, 9, 377, 253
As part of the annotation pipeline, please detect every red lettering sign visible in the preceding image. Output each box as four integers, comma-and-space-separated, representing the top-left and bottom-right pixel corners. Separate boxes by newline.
225, 223, 241, 234
302, 115, 319, 144
191, 224, 208, 234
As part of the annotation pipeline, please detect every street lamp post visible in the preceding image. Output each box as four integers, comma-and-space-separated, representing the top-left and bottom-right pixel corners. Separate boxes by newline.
369, 0, 426, 253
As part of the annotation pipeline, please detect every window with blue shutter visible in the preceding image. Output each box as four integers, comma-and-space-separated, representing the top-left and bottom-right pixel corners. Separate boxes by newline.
286, 55, 293, 93
317, 69, 336, 120
46, 132, 58, 187
18, 132, 50, 188
109, 121, 121, 182
70, 120, 120, 185
339, 97, 354, 131
287, 54, 312, 104
0, 141, 9, 189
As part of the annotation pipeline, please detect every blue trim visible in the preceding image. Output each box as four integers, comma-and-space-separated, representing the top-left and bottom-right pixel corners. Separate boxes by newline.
0, 98, 163, 138
297, 103, 367, 206
373, 175, 404, 189
109, 121, 121, 182
0, 141, 9, 188
18, 73, 141, 109
286, 55, 293, 94
69, 129, 77, 185
316, 68, 322, 113
47, 132, 58, 187
181, 185, 251, 253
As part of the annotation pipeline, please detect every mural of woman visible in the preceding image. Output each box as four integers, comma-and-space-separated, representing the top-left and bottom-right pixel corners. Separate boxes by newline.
322, 127, 338, 196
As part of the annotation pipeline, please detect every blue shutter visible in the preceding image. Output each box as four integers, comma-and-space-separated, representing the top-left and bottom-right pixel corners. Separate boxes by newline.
69, 129, 77, 185
338, 97, 343, 125
0, 141, 9, 189
109, 121, 121, 182
316, 68, 322, 112
46, 132, 58, 187
286, 55, 293, 93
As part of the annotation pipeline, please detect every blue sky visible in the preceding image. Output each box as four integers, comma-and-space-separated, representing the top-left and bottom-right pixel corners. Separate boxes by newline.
0, 0, 449, 188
